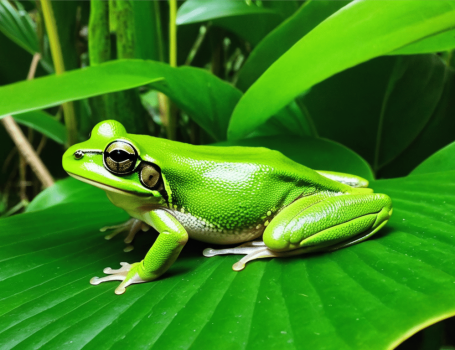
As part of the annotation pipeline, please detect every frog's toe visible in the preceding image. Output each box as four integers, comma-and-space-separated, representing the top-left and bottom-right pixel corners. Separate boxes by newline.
91, 262, 130, 286
114, 273, 146, 295
101, 218, 150, 252
103, 262, 131, 274
203, 246, 263, 257
124, 221, 148, 243
101, 218, 135, 238
123, 245, 134, 252
90, 262, 149, 294
203, 240, 267, 257
237, 240, 266, 248
90, 274, 125, 285
231, 247, 285, 271
203, 243, 308, 271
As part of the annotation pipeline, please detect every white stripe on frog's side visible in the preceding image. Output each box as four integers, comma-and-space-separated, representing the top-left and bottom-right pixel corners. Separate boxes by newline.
169, 209, 263, 245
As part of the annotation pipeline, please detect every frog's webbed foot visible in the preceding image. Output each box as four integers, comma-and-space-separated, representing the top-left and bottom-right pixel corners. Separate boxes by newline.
101, 218, 150, 252
90, 262, 147, 295
203, 241, 301, 271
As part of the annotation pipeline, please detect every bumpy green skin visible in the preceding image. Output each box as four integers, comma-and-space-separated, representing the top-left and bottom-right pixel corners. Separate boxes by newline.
62, 120, 392, 293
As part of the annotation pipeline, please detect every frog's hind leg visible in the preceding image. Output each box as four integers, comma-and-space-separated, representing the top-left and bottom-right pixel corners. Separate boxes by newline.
262, 192, 392, 256
204, 192, 392, 271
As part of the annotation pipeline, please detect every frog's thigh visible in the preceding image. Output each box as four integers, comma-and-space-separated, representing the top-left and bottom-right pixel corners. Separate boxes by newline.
264, 193, 393, 252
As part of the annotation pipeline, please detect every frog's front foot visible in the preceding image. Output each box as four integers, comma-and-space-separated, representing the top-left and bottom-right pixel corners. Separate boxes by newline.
90, 262, 147, 295
203, 241, 291, 271
101, 218, 150, 252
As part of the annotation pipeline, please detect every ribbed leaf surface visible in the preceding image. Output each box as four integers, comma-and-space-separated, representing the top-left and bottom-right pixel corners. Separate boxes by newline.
1, 142, 455, 349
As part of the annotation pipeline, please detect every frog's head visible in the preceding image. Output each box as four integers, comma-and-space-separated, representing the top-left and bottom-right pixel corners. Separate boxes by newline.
62, 120, 165, 199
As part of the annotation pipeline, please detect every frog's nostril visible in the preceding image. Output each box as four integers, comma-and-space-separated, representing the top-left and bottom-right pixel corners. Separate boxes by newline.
74, 150, 84, 160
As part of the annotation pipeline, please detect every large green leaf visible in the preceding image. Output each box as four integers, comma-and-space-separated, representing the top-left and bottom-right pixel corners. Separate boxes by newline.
13, 110, 67, 145
237, 0, 350, 92
228, 0, 455, 140
301, 54, 446, 172
26, 177, 105, 213
2, 139, 455, 349
0, 60, 164, 118
0, 59, 240, 142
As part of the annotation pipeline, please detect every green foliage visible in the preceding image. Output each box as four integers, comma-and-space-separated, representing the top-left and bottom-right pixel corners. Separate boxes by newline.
0, 0, 38, 54
147, 63, 242, 141
1, 0, 455, 349
300, 55, 448, 173
177, 0, 284, 46
228, 0, 455, 140
237, 0, 350, 92
411, 141, 455, 175
13, 110, 66, 145
389, 28, 455, 56
0, 61, 164, 118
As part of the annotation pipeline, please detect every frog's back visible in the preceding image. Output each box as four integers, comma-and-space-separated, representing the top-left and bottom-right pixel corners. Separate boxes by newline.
130, 135, 350, 243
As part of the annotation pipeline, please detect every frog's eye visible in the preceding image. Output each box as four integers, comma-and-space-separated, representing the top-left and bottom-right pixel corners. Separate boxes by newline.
139, 164, 161, 190
103, 141, 138, 175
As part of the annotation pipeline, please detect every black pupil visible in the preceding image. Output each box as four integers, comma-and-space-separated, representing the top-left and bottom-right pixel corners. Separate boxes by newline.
110, 149, 130, 162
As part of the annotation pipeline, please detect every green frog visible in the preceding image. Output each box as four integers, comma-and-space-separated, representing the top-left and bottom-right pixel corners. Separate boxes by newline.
62, 120, 392, 294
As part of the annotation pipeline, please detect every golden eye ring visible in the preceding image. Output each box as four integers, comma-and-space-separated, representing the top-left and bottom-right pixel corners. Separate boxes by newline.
139, 164, 162, 190
103, 140, 138, 175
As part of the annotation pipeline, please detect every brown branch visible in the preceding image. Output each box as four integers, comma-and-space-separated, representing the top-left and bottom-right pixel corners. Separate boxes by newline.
27, 53, 41, 80
1, 52, 54, 189
1, 116, 54, 188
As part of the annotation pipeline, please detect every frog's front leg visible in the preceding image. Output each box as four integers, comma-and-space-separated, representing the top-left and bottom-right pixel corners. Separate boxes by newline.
205, 192, 392, 271
91, 210, 188, 294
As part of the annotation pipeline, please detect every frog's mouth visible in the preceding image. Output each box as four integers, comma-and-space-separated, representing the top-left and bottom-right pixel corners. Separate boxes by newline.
67, 172, 151, 197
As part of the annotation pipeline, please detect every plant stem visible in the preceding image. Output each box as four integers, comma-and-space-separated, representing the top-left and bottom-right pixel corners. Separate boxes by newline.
153, 1, 165, 62
115, 0, 136, 59
40, 0, 77, 146
165, 0, 178, 140
89, 0, 111, 65
169, 0, 177, 68
109, 0, 148, 134
20, 53, 42, 200
88, 0, 111, 123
